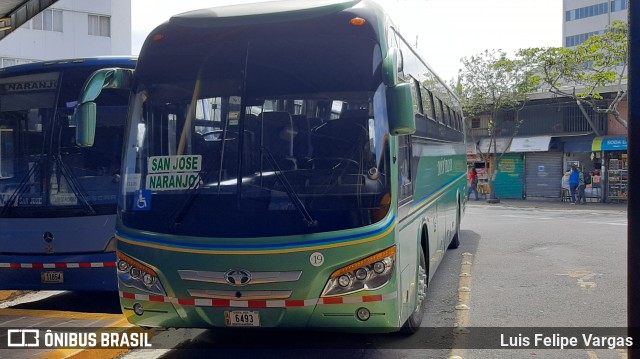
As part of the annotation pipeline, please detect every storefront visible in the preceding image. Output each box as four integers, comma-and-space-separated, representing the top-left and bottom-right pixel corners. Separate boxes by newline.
472, 138, 524, 199
560, 134, 600, 201
592, 136, 627, 202
509, 136, 563, 198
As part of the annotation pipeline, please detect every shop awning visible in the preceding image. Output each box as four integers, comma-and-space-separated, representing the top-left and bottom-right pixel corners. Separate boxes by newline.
509, 136, 551, 152
592, 136, 627, 151
478, 137, 511, 154
556, 133, 595, 152
466, 143, 477, 155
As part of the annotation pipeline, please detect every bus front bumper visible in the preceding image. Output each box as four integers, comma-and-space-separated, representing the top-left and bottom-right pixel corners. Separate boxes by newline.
0, 252, 117, 291
118, 289, 400, 332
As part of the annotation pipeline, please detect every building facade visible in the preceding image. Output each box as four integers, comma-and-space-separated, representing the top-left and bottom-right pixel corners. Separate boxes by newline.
466, 91, 628, 202
0, 0, 131, 68
563, 0, 628, 47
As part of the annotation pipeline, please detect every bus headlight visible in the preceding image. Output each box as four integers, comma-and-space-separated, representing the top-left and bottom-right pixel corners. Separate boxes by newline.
321, 246, 396, 297
117, 251, 166, 296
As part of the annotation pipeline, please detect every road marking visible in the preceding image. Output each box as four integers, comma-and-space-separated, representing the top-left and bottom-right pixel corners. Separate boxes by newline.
501, 214, 556, 220
449, 252, 474, 359
556, 271, 601, 289
0, 307, 139, 359
585, 221, 627, 226
0, 308, 124, 321
0, 290, 27, 301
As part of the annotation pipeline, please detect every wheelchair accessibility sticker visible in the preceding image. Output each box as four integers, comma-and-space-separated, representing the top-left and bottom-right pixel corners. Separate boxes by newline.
133, 190, 152, 211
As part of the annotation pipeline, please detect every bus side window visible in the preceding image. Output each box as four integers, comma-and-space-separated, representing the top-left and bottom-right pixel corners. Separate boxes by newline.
398, 135, 412, 202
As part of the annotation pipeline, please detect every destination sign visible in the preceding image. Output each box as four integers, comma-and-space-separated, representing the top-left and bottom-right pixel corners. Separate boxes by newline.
145, 155, 202, 191
146, 173, 200, 191
0, 72, 60, 95
148, 155, 201, 173
3, 80, 58, 92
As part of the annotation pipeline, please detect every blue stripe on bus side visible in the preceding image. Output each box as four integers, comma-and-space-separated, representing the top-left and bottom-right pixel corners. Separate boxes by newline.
116, 215, 397, 254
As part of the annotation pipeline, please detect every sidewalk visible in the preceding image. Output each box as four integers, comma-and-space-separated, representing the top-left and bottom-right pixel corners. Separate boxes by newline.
467, 197, 627, 212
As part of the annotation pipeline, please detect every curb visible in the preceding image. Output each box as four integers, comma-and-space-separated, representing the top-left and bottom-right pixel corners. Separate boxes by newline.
0, 290, 28, 301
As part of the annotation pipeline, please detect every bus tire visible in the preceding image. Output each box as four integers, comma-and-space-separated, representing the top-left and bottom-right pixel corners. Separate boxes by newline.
448, 202, 461, 249
401, 248, 427, 335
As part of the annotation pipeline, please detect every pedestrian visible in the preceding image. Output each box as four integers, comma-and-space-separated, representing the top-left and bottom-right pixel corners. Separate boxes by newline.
561, 170, 570, 190
569, 166, 580, 204
579, 171, 592, 204
561, 170, 571, 201
576, 169, 587, 204
467, 167, 479, 201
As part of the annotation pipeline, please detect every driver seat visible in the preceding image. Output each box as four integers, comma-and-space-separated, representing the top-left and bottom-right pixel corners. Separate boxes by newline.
260, 111, 297, 169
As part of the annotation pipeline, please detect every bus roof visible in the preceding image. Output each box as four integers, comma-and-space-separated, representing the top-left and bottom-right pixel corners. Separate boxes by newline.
138, 0, 388, 78
0, 56, 137, 76
168, 0, 361, 28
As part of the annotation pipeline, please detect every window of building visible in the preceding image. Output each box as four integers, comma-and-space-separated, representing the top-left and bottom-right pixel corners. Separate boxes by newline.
88, 15, 111, 37
565, 2, 609, 22
565, 30, 606, 47
611, 0, 628, 12
471, 118, 481, 129
0, 58, 34, 68
31, 9, 63, 32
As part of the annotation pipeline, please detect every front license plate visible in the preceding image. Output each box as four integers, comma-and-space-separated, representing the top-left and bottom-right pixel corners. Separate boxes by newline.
41, 271, 64, 284
224, 310, 260, 327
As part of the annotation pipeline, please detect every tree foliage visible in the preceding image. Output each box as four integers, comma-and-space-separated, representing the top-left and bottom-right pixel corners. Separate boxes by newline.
457, 49, 539, 200
519, 20, 628, 129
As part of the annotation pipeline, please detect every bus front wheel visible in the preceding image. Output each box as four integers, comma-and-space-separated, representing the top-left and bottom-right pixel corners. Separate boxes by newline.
401, 248, 427, 334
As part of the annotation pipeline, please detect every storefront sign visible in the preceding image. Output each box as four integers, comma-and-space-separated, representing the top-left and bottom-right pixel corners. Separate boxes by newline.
591, 136, 627, 151
478, 138, 511, 154
509, 136, 551, 152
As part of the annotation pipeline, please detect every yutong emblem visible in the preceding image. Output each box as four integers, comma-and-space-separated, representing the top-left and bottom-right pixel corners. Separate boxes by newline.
224, 269, 251, 286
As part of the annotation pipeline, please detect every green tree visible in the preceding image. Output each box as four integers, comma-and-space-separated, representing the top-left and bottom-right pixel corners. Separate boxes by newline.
458, 49, 539, 202
519, 20, 628, 130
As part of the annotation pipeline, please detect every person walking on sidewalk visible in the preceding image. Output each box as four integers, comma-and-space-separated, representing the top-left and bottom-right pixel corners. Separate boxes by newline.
577, 169, 586, 204
569, 166, 581, 204
467, 167, 479, 201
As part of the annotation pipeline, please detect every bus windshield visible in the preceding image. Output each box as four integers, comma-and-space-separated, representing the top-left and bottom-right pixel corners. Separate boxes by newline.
0, 70, 128, 218
121, 36, 392, 238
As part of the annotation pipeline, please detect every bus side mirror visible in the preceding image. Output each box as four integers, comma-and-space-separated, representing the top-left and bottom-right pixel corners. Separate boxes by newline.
75, 102, 97, 147
74, 68, 133, 147
79, 68, 133, 102
383, 47, 403, 87
386, 83, 416, 136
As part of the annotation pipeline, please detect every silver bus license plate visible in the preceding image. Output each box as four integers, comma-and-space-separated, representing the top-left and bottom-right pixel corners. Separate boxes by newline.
224, 310, 260, 327
41, 271, 64, 284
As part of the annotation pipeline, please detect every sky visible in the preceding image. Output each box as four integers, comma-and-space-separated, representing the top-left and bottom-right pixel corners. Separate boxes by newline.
131, 0, 562, 81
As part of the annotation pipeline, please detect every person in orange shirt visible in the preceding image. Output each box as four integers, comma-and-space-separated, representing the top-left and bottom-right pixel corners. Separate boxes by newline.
467, 167, 479, 201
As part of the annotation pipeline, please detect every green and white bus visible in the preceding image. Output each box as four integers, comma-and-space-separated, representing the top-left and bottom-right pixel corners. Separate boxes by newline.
75, 0, 467, 333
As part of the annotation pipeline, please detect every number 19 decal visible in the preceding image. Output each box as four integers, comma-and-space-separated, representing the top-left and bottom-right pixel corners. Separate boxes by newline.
310, 252, 324, 267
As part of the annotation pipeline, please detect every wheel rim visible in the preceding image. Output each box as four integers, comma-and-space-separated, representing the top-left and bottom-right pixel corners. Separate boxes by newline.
416, 259, 427, 309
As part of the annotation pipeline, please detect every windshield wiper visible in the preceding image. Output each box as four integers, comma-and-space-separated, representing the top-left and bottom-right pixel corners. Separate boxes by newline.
54, 155, 96, 215
262, 147, 317, 227
1, 160, 40, 216
170, 127, 240, 228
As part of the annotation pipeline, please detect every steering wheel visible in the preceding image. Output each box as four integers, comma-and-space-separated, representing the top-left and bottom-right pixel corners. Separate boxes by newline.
199, 129, 238, 141
305, 157, 360, 170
